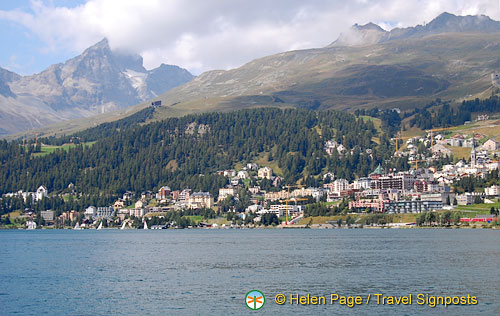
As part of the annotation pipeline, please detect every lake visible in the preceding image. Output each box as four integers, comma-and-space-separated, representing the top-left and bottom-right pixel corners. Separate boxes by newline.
0, 229, 499, 315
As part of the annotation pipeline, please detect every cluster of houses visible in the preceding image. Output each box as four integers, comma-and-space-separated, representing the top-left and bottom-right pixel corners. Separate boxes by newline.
4, 138, 500, 226
81, 188, 216, 222
91, 148, 498, 220
345, 134, 500, 213
4, 185, 48, 203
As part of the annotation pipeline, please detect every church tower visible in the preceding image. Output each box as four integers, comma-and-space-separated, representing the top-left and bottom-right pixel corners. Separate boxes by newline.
470, 139, 476, 168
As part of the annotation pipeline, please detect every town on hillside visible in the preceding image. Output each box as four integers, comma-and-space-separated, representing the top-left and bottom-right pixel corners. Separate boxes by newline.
3, 126, 500, 230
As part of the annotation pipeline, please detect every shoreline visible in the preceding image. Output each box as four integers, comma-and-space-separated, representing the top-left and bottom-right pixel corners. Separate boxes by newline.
2, 225, 498, 230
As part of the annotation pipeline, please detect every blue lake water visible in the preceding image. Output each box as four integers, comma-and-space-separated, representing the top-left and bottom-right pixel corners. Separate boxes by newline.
1, 229, 499, 315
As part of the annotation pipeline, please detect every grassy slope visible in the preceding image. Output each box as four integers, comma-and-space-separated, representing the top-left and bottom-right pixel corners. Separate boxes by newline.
254, 151, 283, 177
455, 202, 500, 214
9, 33, 500, 140
297, 213, 419, 225
297, 206, 497, 226
32, 141, 95, 157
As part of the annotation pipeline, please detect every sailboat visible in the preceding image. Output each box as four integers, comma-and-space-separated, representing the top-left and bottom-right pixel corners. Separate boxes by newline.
97, 221, 103, 230
120, 221, 127, 230
26, 221, 37, 230
143, 220, 148, 230
74, 222, 82, 230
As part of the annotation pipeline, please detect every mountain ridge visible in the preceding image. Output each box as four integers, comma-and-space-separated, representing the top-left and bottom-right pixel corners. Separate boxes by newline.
8, 12, 500, 139
330, 12, 500, 47
0, 38, 194, 135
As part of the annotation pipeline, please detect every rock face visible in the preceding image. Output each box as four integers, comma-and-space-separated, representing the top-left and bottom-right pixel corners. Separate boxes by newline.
0, 68, 19, 98
330, 12, 500, 47
0, 39, 194, 135
329, 22, 387, 47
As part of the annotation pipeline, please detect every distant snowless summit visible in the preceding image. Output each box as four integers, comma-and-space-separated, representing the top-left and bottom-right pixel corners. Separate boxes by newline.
329, 12, 500, 47
0, 39, 194, 135
141, 12, 500, 123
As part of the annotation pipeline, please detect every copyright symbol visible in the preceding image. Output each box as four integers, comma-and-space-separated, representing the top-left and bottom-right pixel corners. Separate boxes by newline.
275, 294, 286, 305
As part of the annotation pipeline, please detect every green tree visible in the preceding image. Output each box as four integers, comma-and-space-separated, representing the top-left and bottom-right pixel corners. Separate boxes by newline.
416, 213, 426, 226
441, 211, 451, 225
346, 215, 355, 226
474, 196, 483, 204
425, 212, 436, 226
261, 213, 279, 226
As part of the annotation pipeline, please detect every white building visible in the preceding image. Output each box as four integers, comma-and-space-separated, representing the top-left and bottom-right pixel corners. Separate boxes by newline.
129, 208, 147, 217
246, 163, 258, 170
36, 186, 48, 201
487, 161, 500, 170
456, 193, 476, 205
249, 186, 261, 195
291, 187, 325, 201
218, 187, 238, 201
485, 185, 500, 196
237, 170, 249, 179
258, 167, 273, 179
353, 178, 371, 190
246, 204, 262, 213
482, 138, 499, 151
178, 189, 192, 202
324, 140, 338, 155
223, 170, 236, 177
84, 206, 97, 220
333, 179, 349, 193
135, 200, 145, 208
323, 172, 335, 181
40, 210, 54, 221
96, 207, 114, 218
259, 205, 304, 217
188, 192, 214, 209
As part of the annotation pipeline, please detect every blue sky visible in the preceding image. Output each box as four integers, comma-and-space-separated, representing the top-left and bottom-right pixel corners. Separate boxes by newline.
1, 0, 499, 76
0, 1, 87, 75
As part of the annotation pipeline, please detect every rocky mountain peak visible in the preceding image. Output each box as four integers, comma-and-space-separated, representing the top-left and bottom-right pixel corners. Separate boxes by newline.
331, 12, 500, 47
329, 22, 386, 47
384, 12, 500, 41
353, 22, 386, 33
0, 39, 194, 134
72, 38, 145, 73
425, 12, 500, 32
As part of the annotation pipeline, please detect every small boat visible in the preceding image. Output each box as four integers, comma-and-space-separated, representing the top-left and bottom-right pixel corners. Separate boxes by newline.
97, 221, 103, 230
74, 222, 82, 230
26, 221, 37, 230
120, 221, 127, 230
143, 220, 148, 230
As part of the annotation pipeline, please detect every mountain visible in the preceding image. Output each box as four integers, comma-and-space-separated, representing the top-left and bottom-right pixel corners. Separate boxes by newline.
136, 13, 499, 119
330, 12, 500, 47
12, 12, 500, 139
329, 22, 387, 47
0, 39, 194, 135
0, 67, 19, 98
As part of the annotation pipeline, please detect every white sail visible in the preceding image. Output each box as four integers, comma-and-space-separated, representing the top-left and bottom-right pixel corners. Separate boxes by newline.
121, 221, 127, 230
74, 222, 81, 230
143, 220, 148, 230
26, 221, 37, 230
97, 221, 103, 230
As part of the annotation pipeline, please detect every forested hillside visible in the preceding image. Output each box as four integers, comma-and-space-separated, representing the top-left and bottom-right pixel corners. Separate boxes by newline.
410, 96, 500, 129
0, 108, 400, 212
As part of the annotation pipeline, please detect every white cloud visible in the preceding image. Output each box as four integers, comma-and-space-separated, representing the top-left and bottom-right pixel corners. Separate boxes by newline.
1, 0, 499, 74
